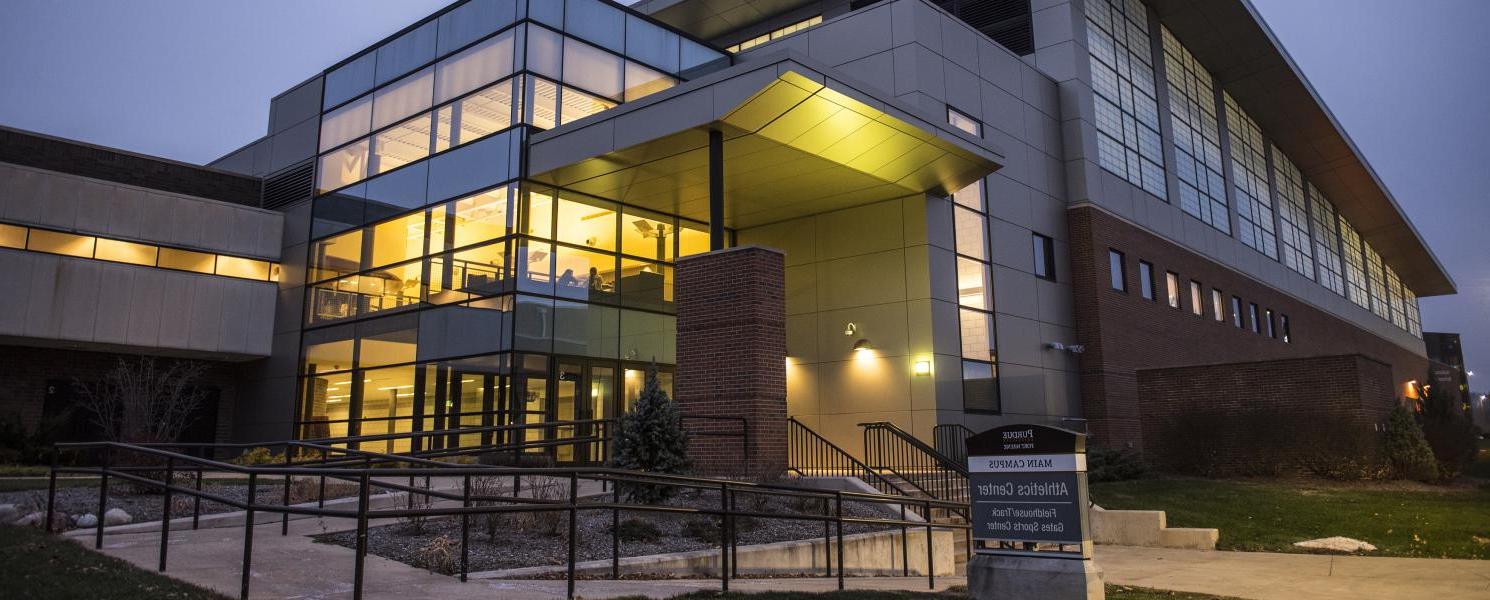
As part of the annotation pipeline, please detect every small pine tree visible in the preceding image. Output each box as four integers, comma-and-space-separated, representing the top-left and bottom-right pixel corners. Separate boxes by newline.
609, 365, 689, 502
1383, 405, 1439, 481
1419, 386, 1479, 478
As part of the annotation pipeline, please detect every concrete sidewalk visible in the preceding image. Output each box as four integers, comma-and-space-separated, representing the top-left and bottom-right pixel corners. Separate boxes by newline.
72, 510, 1490, 599
1095, 545, 1490, 600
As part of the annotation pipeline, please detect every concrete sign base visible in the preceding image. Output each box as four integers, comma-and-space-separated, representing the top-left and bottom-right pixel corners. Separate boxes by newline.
967, 554, 1105, 600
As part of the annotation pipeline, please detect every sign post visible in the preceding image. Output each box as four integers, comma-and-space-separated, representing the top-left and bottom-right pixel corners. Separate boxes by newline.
964, 424, 1104, 600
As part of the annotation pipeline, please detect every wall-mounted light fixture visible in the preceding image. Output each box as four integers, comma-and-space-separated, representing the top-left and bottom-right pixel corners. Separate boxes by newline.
843, 322, 858, 336
913, 360, 933, 376
852, 338, 873, 351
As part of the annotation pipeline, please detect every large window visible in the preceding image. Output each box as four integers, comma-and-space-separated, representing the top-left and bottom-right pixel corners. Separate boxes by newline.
949, 173, 999, 413
1271, 146, 1313, 279
1364, 243, 1389, 320
1161, 27, 1227, 232
1224, 93, 1277, 259
1339, 215, 1369, 309
1309, 183, 1345, 296
1085, 0, 1166, 199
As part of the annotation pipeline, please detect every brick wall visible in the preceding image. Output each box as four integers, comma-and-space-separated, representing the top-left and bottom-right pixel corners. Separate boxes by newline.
1067, 205, 1427, 462
0, 344, 241, 446
1137, 355, 1394, 475
674, 246, 787, 478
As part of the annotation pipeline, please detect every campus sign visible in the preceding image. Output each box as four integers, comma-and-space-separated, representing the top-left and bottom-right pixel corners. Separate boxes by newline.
965, 424, 1092, 557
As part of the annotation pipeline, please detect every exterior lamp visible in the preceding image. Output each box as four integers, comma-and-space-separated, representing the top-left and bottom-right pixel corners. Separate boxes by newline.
913, 360, 933, 376
843, 322, 858, 336
852, 339, 873, 351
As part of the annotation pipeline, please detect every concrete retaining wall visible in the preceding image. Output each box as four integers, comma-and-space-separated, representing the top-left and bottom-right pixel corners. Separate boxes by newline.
1091, 506, 1217, 550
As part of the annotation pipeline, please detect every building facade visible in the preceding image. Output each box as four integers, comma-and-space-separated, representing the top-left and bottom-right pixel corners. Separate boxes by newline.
1, 0, 1454, 467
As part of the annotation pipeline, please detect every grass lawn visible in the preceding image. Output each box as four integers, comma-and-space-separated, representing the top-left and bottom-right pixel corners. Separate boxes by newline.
1092, 478, 1490, 559
636, 586, 1241, 599
0, 524, 228, 599
0, 477, 101, 493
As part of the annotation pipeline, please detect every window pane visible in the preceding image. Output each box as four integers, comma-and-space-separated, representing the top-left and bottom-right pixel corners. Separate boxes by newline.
324, 53, 375, 110
94, 238, 156, 266
1190, 281, 1203, 315
948, 108, 981, 136
956, 257, 989, 309
620, 207, 674, 261
369, 113, 432, 176
625, 14, 679, 72
517, 239, 554, 294
556, 193, 617, 251
514, 294, 555, 352
555, 246, 618, 302
309, 276, 359, 323
962, 360, 999, 412
1109, 251, 1125, 291
443, 186, 511, 250
528, 76, 559, 129
366, 211, 428, 270
0, 223, 25, 248
952, 179, 983, 210
559, 85, 618, 125
677, 220, 709, 257
522, 187, 555, 238
317, 139, 369, 194
959, 308, 993, 360
312, 229, 362, 282
526, 25, 563, 79
426, 130, 518, 203
437, 0, 518, 55
619, 258, 671, 311
358, 318, 419, 368
434, 77, 515, 152
28, 229, 94, 257
620, 309, 675, 364
624, 61, 675, 102
357, 364, 419, 453
954, 206, 985, 258
375, 21, 437, 86
158, 247, 215, 274
1139, 262, 1154, 300
359, 261, 424, 317
1165, 272, 1180, 307
435, 29, 516, 104
563, 37, 624, 99
566, 0, 625, 52
553, 300, 619, 358
320, 97, 372, 153
216, 256, 271, 280
372, 67, 434, 131
302, 326, 355, 374
431, 240, 507, 303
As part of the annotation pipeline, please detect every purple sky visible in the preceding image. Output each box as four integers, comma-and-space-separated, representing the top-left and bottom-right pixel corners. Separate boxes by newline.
1, 0, 1486, 389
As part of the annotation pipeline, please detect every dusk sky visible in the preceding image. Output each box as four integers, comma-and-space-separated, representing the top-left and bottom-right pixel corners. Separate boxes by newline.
0, 0, 1485, 390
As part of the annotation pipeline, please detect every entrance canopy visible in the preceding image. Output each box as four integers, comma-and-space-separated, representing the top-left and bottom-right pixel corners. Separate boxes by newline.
528, 56, 1003, 229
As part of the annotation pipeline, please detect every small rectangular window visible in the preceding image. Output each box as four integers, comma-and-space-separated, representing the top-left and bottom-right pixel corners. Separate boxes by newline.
1265, 309, 1277, 338
1138, 261, 1155, 301
1211, 289, 1224, 322
95, 238, 158, 266
1231, 296, 1243, 328
159, 248, 217, 274
1032, 233, 1055, 280
27, 229, 95, 258
1281, 314, 1291, 343
1109, 250, 1126, 291
1249, 303, 1261, 333
1165, 271, 1180, 308
0, 223, 28, 248
1190, 281, 1203, 315
948, 106, 982, 136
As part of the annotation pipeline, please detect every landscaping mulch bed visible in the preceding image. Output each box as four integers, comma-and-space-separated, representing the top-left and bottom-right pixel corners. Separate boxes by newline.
313, 486, 914, 575
0, 476, 360, 530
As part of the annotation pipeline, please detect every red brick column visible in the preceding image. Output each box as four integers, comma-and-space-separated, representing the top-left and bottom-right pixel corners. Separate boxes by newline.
674, 245, 787, 478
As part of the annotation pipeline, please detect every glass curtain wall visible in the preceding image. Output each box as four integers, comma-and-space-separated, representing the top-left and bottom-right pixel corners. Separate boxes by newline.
1223, 92, 1278, 259
1160, 27, 1227, 232
1271, 145, 1313, 280
1085, 0, 1167, 199
1308, 183, 1345, 296
946, 110, 1000, 413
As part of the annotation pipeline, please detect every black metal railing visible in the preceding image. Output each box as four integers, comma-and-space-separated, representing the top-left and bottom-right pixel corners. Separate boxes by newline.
785, 418, 912, 499
860, 422, 969, 505
932, 423, 976, 466
46, 433, 968, 600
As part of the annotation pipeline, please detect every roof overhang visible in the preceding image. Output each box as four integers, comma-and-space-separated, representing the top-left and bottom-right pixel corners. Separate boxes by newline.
630, 0, 821, 41
1151, 0, 1455, 296
528, 55, 1003, 229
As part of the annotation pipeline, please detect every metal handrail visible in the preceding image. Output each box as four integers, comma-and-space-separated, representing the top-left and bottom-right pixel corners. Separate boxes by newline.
932, 423, 977, 466
785, 418, 913, 499
859, 422, 969, 506
47, 437, 969, 600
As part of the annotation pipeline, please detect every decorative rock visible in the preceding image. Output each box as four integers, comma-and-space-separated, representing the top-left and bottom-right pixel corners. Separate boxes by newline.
0, 503, 17, 524
75, 513, 99, 528
1294, 537, 1376, 553
14, 512, 43, 527
103, 508, 133, 526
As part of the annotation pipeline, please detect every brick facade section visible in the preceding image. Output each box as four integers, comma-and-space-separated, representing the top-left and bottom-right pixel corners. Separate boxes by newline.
0, 345, 239, 445
1067, 205, 1428, 463
1137, 355, 1394, 474
674, 246, 787, 478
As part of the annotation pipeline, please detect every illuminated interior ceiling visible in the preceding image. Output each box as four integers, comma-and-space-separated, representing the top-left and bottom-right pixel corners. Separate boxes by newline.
529, 70, 1001, 229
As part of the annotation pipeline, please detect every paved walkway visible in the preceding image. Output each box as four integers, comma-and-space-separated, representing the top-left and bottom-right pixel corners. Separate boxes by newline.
1095, 545, 1490, 600
70, 511, 1490, 599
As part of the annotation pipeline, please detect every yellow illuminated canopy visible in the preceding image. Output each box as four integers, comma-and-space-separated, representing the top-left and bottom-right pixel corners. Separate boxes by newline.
530, 69, 1001, 228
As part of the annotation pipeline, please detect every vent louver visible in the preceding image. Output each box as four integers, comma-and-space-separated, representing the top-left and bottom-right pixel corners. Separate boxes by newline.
261, 160, 314, 210
932, 0, 1035, 56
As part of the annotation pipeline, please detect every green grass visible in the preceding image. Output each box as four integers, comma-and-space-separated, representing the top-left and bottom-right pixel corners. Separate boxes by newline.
0, 477, 102, 492
1092, 478, 1490, 559
0, 525, 228, 599
632, 586, 1241, 599
0, 464, 52, 477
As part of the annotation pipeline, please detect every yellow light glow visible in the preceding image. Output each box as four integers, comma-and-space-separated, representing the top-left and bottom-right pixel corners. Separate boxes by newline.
913, 360, 933, 376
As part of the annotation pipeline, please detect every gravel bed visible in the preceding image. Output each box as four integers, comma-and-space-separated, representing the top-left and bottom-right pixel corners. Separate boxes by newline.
313, 487, 910, 575
0, 477, 360, 529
